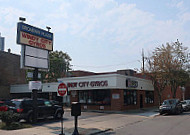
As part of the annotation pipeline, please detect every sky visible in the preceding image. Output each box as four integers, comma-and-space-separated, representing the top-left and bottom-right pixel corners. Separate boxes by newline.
0, 0, 190, 73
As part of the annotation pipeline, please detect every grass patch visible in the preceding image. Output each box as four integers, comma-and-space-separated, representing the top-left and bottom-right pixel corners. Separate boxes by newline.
0, 122, 32, 130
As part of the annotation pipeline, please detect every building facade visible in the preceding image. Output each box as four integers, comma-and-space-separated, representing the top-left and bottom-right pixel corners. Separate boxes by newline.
11, 73, 157, 111
58, 74, 155, 111
0, 33, 5, 51
0, 51, 26, 99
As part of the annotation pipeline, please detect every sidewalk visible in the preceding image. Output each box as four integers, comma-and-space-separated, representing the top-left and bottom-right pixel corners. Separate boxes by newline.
82, 106, 159, 117
0, 107, 159, 135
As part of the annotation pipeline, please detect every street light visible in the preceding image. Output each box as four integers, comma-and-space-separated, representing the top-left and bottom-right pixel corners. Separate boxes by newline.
46, 26, 51, 32
181, 86, 186, 100
19, 17, 26, 22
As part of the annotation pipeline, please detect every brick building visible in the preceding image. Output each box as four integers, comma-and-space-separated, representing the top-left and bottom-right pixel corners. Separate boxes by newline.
57, 73, 155, 111
0, 51, 27, 99
1, 51, 188, 111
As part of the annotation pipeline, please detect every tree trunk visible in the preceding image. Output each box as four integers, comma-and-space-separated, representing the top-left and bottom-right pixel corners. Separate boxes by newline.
158, 93, 162, 105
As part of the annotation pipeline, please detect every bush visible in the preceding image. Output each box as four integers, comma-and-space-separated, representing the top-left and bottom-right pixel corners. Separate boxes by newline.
0, 111, 20, 126
0, 111, 32, 130
0, 122, 32, 130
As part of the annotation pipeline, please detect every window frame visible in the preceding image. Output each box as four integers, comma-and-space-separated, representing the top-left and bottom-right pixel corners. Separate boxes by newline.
78, 90, 111, 105
145, 91, 154, 104
124, 90, 137, 105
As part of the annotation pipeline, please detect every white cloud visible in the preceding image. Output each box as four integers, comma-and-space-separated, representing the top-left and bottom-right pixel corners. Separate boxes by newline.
0, 0, 190, 72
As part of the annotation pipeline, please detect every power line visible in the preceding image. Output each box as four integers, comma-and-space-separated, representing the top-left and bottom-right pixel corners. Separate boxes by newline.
72, 60, 140, 69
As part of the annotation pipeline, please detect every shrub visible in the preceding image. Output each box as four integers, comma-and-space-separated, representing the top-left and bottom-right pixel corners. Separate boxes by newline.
0, 111, 20, 126
0, 122, 32, 130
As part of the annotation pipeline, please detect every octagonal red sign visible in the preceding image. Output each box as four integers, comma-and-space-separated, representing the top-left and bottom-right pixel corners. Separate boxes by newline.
58, 83, 67, 96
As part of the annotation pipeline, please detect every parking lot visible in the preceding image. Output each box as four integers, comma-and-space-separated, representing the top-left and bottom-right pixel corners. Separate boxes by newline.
0, 108, 159, 135
1, 107, 190, 135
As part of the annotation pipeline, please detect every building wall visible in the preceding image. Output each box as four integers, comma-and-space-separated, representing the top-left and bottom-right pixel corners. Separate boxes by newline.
70, 89, 156, 111
0, 51, 26, 99
185, 83, 190, 100
0, 36, 5, 51
111, 89, 123, 111
161, 86, 183, 102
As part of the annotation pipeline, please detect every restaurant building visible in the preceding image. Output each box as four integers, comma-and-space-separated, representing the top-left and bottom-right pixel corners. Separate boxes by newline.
58, 73, 155, 111
11, 70, 157, 111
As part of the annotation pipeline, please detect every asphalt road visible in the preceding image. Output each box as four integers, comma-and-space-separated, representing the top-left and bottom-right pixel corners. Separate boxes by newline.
102, 112, 190, 135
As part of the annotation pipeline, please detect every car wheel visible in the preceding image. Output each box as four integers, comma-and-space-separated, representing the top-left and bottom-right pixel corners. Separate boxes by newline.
160, 111, 163, 115
55, 111, 62, 119
27, 113, 34, 123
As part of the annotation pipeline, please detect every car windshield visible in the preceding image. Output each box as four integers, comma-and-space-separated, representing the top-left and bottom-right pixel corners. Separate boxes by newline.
181, 101, 187, 104
0, 102, 5, 107
10, 101, 21, 108
162, 100, 176, 105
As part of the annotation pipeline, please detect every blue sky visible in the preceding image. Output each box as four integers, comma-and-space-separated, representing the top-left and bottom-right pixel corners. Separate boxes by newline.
0, 0, 190, 72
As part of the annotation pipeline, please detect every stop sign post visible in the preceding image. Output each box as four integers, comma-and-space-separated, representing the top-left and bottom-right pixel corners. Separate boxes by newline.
58, 83, 67, 97
58, 83, 67, 135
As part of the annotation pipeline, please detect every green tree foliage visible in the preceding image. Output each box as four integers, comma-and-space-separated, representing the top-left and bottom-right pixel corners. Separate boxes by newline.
26, 50, 72, 83
45, 51, 72, 82
147, 40, 190, 99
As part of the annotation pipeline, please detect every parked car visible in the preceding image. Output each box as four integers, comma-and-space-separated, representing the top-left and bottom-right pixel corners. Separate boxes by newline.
159, 99, 183, 115
8, 98, 64, 123
0, 101, 8, 111
181, 100, 190, 111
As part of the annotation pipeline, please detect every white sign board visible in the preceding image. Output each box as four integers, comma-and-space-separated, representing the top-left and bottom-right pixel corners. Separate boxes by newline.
21, 45, 49, 69
112, 94, 120, 99
29, 81, 42, 90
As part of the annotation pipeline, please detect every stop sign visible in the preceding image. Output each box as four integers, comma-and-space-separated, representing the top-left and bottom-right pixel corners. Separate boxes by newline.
58, 83, 67, 96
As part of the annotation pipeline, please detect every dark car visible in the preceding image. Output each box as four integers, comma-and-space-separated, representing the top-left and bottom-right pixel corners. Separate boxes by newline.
0, 101, 8, 112
159, 99, 183, 115
9, 98, 64, 123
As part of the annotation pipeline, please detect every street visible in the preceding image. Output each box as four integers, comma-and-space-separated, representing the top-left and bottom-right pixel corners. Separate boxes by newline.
101, 112, 190, 135
0, 109, 190, 135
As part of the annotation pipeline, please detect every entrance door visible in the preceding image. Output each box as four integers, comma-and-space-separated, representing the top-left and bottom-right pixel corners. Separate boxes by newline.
140, 94, 143, 108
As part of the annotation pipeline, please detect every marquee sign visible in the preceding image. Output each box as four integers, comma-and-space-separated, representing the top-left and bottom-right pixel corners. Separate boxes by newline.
67, 80, 108, 88
126, 79, 138, 88
17, 22, 53, 51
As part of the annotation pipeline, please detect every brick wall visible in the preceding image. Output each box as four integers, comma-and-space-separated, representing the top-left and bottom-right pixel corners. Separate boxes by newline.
0, 51, 26, 99
161, 86, 182, 102
185, 83, 190, 100
111, 89, 123, 111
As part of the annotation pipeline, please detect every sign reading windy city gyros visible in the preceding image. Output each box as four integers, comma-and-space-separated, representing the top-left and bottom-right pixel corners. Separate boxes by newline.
17, 22, 53, 51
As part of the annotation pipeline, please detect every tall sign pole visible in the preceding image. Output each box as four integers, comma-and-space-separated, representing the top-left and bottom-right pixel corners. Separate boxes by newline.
32, 68, 38, 123
17, 17, 53, 123
58, 83, 67, 135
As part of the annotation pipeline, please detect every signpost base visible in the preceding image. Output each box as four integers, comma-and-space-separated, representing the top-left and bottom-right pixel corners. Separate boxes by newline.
59, 96, 65, 135
72, 116, 79, 135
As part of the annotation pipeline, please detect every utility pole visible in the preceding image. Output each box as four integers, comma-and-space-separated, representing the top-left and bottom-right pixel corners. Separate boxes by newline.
142, 49, 145, 73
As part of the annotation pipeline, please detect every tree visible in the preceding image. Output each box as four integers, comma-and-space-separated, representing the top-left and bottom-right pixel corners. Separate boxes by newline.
145, 56, 168, 105
147, 40, 190, 99
45, 51, 72, 82
25, 51, 72, 83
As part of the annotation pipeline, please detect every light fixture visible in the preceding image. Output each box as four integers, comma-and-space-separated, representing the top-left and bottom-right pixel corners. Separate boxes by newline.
46, 26, 51, 32
19, 17, 26, 22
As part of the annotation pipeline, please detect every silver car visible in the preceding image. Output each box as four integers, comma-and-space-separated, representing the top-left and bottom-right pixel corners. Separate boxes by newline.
181, 100, 190, 111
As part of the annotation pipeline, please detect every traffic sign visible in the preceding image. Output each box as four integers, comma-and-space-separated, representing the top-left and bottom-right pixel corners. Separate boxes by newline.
58, 83, 67, 96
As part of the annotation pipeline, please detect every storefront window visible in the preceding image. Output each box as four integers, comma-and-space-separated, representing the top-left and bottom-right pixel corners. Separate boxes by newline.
78, 90, 111, 105
145, 91, 154, 104
124, 90, 137, 105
